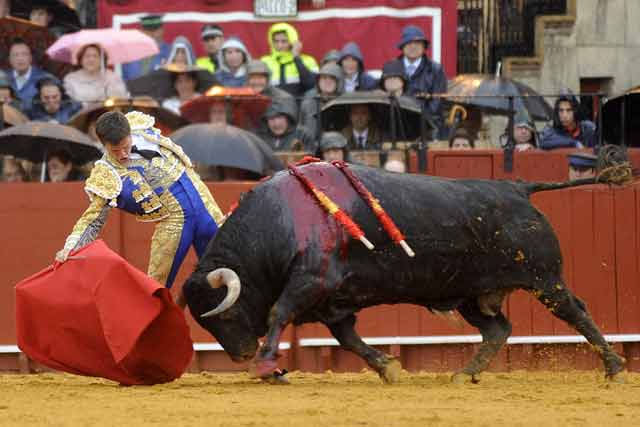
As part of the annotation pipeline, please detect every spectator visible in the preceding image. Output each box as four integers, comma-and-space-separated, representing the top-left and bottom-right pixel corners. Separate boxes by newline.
6, 38, 53, 111
299, 63, 343, 137
500, 110, 539, 151
540, 93, 596, 149
121, 15, 171, 81
258, 100, 316, 152
2, 157, 29, 182
63, 44, 128, 105
46, 149, 84, 182
341, 104, 382, 150
317, 131, 349, 162
29, 78, 81, 124
338, 42, 378, 93
0, 0, 8, 18
208, 101, 228, 126
29, 5, 52, 27
379, 60, 407, 97
0, 71, 22, 110
167, 36, 197, 66
196, 24, 224, 73
246, 59, 297, 118
396, 25, 447, 134
320, 49, 341, 67
260, 22, 319, 98
449, 128, 475, 150
567, 152, 597, 180
161, 71, 201, 115
214, 37, 251, 87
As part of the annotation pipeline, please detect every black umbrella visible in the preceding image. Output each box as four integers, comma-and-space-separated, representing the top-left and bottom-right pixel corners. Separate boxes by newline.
602, 87, 640, 146
127, 65, 218, 100
0, 121, 102, 181
320, 91, 424, 141
443, 74, 553, 121
171, 124, 283, 176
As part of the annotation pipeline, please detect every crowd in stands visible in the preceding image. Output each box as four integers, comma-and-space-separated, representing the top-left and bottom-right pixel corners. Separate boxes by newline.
0, 3, 604, 183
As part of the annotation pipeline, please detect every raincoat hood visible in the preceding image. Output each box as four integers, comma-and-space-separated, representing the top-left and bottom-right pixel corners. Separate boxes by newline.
167, 36, 197, 66
339, 42, 365, 70
217, 37, 252, 75
316, 63, 344, 94
263, 98, 298, 126
267, 22, 300, 62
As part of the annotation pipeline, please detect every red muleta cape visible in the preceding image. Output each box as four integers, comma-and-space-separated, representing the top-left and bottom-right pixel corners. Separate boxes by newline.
15, 240, 194, 385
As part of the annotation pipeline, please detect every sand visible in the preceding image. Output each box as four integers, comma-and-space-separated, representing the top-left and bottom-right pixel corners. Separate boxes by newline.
1, 370, 639, 426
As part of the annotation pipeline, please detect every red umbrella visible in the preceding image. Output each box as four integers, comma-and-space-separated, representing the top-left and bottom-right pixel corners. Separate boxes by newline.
15, 240, 194, 385
180, 86, 271, 130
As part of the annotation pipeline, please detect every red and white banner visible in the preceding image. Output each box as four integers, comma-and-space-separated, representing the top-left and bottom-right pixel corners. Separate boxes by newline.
98, 0, 457, 76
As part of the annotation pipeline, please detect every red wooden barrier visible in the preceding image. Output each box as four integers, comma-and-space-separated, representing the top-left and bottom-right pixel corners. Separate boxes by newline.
2, 155, 640, 374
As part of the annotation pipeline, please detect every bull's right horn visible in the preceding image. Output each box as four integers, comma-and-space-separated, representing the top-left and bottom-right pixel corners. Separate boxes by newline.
200, 268, 241, 318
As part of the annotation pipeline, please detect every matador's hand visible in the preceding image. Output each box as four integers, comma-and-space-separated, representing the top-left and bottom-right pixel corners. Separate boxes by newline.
55, 248, 71, 263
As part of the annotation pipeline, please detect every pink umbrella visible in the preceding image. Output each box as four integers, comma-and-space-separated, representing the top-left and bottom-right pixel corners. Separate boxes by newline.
46, 29, 159, 65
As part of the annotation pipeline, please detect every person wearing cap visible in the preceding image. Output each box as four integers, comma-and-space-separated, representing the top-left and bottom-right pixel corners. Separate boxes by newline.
246, 59, 297, 120
121, 15, 171, 81
395, 25, 447, 135
567, 152, 598, 180
258, 100, 315, 152
260, 22, 319, 98
299, 63, 343, 137
197, 24, 225, 73
379, 60, 407, 97
540, 92, 597, 150
500, 109, 539, 151
28, 77, 81, 124
214, 37, 252, 87
6, 37, 54, 112
338, 42, 378, 93
317, 131, 349, 162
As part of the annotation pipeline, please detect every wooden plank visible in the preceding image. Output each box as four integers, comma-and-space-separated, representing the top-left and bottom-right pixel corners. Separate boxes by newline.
615, 186, 640, 333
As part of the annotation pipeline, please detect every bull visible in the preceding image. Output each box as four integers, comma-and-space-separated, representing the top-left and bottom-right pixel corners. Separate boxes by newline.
183, 161, 626, 384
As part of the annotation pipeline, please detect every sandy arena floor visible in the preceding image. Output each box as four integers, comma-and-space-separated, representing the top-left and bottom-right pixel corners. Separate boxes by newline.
1, 370, 639, 426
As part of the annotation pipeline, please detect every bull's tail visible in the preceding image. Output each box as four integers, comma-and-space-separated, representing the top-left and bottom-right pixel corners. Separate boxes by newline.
523, 145, 633, 196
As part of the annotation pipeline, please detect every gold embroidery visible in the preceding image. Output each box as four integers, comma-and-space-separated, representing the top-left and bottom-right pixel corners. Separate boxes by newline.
125, 111, 155, 131
141, 198, 163, 213
147, 192, 184, 285
63, 197, 109, 251
137, 207, 171, 222
84, 160, 122, 206
185, 168, 225, 225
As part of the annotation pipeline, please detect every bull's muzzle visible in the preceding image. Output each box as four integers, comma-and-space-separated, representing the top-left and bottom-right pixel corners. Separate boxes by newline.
200, 268, 242, 318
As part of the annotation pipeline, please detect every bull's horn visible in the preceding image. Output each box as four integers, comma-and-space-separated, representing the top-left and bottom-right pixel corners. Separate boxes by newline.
200, 268, 241, 318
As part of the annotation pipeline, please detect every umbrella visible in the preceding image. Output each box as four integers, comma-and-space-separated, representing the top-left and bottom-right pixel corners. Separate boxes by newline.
46, 29, 159, 65
171, 124, 283, 176
602, 86, 640, 146
320, 91, 424, 140
127, 64, 218, 100
443, 74, 553, 121
1, 104, 29, 128
10, 0, 81, 33
180, 86, 271, 129
0, 16, 74, 77
0, 121, 102, 181
68, 96, 188, 135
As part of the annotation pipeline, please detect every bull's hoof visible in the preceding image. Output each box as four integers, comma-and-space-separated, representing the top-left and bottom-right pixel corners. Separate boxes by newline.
451, 372, 480, 385
379, 358, 402, 384
606, 371, 626, 384
249, 359, 279, 379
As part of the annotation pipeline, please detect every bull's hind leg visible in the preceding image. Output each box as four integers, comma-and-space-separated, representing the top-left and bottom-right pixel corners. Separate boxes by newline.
452, 300, 512, 384
327, 314, 402, 384
533, 278, 625, 381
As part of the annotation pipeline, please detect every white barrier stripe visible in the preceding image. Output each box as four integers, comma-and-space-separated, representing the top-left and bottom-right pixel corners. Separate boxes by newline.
0, 342, 291, 354
112, 7, 443, 63
298, 334, 640, 347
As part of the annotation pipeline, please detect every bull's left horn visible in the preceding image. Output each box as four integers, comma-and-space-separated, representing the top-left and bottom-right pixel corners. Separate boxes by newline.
200, 268, 241, 318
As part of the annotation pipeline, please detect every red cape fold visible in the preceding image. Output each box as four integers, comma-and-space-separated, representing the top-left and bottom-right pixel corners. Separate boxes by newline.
15, 240, 193, 385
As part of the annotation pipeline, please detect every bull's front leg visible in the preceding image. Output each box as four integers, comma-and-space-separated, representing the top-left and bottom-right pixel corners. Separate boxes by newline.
328, 314, 402, 384
252, 272, 325, 383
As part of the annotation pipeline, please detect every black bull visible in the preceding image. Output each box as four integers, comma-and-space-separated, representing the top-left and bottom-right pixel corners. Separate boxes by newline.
183, 162, 625, 383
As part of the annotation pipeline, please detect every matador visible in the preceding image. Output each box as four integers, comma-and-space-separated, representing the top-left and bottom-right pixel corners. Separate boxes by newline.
55, 110, 224, 289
